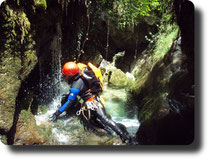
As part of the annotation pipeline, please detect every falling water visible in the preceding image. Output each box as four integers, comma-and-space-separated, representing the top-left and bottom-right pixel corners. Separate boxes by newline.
38, 22, 67, 103
51, 23, 62, 93
105, 19, 110, 60
35, 22, 72, 144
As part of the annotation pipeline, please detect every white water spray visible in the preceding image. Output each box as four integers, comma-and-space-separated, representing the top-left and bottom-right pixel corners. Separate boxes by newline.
35, 23, 72, 144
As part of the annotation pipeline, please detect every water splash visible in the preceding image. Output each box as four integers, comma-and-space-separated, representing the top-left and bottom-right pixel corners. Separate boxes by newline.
38, 22, 65, 103
35, 22, 72, 144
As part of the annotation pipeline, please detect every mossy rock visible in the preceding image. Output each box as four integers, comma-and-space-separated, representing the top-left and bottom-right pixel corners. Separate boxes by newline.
105, 67, 134, 88
0, 3, 38, 132
109, 68, 127, 87
14, 109, 47, 145
138, 92, 169, 123
0, 74, 21, 132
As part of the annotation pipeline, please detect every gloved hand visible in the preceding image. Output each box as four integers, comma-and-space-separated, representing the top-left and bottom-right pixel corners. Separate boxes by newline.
49, 110, 61, 122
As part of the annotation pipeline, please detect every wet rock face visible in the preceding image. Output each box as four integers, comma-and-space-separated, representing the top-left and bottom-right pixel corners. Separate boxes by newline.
133, 46, 194, 144
133, 37, 194, 144
0, 3, 37, 133
132, 0, 194, 145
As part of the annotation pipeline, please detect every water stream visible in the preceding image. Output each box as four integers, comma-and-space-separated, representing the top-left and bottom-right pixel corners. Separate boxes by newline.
35, 81, 140, 145
101, 85, 140, 136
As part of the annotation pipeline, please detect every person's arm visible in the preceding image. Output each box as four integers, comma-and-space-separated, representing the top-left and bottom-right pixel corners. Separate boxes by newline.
58, 88, 80, 113
50, 88, 80, 121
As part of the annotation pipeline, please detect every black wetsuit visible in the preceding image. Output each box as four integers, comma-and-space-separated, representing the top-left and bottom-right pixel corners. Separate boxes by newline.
57, 68, 129, 141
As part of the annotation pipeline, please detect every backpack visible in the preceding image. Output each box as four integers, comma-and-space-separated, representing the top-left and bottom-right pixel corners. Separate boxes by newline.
77, 62, 104, 94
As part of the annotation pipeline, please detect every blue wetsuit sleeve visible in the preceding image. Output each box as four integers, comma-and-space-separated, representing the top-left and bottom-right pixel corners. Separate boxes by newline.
58, 88, 80, 113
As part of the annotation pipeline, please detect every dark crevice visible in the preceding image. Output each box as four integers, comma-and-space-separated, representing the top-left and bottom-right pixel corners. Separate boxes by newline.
7, 64, 40, 145
7, 94, 22, 145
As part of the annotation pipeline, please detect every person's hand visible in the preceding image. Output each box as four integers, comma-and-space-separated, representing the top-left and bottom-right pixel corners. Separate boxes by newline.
50, 113, 58, 122
49, 110, 61, 122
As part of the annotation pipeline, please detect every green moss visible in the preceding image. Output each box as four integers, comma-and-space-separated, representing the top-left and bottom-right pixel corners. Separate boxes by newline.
152, 23, 179, 61
139, 91, 168, 122
130, 16, 179, 98
105, 67, 131, 88
35, 124, 52, 144
19, 109, 51, 144
21, 109, 32, 124
0, 2, 37, 134
3, 5, 31, 45
37, 104, 48, 114
129, 74, 148, 95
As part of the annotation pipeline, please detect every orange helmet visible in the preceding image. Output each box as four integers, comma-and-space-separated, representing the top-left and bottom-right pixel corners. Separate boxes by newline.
62, 61, 79, 76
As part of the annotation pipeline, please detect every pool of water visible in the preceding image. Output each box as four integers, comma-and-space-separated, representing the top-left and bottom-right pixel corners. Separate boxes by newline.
101, 85, 140, 136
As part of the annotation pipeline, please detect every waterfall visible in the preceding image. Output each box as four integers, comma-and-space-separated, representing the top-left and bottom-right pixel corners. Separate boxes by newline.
37, 22, 67, 104
51, 23, 62, 95
48, 22, 71, 109
35, 22, 70, 144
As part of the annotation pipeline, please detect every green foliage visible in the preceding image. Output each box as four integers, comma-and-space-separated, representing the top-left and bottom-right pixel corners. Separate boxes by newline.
21, 109, 33, 124
144, 14, 179, 62
34, 0, 47, 9
97, 0, 169, 29
142, 6, 179, 61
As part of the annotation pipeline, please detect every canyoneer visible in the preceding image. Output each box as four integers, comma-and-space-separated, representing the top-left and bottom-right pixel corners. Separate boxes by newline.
50, 61, 130, 143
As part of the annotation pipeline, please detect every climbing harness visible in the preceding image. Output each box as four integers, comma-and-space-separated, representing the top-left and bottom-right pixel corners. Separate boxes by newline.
76, 106, 91, 121
73, 62, 105, 121
76, 95, 105, 121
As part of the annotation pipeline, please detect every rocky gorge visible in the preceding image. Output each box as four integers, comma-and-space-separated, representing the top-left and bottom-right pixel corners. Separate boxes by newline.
0, 0, 194, 145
